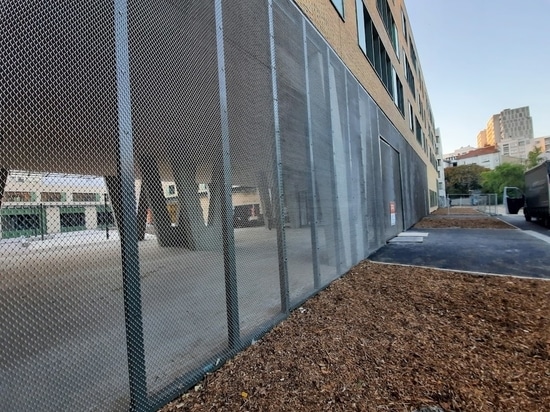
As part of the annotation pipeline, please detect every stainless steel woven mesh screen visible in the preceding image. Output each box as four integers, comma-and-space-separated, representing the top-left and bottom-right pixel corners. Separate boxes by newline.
0, 1, 428, 410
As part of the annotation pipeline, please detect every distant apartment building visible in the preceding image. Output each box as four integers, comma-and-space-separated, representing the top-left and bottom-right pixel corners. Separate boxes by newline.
485, 115, 502, 146
530, 136, 550, 162
499, 106, 534, 141
443, 145, 477, 165
454, 146, 501, 170
435, 128, 447, 206
499, 136, 534, 162
479, 106, 534, 148
0, 172, 264, 239
533, 136, 550, 154
0, 173, 113, 239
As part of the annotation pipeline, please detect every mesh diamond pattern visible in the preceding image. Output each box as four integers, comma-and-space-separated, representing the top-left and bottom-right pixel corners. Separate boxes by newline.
0, 1, 428, 410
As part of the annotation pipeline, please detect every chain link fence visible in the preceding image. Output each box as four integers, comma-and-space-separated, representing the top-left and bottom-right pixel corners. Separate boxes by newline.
444, 193, 498, 215
0, 1, 429, 410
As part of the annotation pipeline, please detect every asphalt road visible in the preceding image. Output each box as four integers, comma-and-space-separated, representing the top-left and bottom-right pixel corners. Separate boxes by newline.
499, 211, 550, 235
369, 214, 550, 279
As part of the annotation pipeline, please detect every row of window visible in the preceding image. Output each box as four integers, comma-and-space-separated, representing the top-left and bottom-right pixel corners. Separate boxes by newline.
357, 2, 404, 114
1, 209, 114, 237
2, 192, 106, 203
333, 1, 434, 158
356, 1, 433, 155
376, 0, 399, 57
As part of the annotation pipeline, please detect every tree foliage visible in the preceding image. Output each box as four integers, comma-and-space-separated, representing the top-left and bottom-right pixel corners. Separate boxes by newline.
481, 163, 526, 200
444, 164, 489, 195
526, 147, 543, 169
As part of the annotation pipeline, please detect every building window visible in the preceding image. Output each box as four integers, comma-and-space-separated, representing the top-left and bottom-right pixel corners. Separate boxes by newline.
2, 191, 32, 202
377, 0, 399, 56
356, 3, 395, 99
401, 9, 408, 43
405, 57, 415, 96
393, 25, 399, 60
410, 43, 417, 71
60, 211, 86, 232
330, 0, 344, 17
408, 102, 414, 130
41, 192, 62, 202
1, 212, 41, 235
97, 209, 115, 228
73, 193, 97, 202
433, 190, 438, 207
415, 117, 422, 146
392, 67, 404, 115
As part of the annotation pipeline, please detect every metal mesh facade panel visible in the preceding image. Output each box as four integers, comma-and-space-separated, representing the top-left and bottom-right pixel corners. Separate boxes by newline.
0, 1, 429, 410
0, 1, 131, 411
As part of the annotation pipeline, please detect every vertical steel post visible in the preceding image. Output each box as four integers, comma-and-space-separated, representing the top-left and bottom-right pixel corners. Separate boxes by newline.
344, 72, 358, 265
214, 0, 240, 349
33, 209, 38, 237
326, 47, 343, 276
40, 203, 44, 241
136, 185, 148, 241
268, 0, 290, 314
104, 193, 110, 239
302, 20, 321, 289
113, 1, 148, 410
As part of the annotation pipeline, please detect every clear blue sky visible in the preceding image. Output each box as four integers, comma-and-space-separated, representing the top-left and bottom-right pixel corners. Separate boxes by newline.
406, 0, 550, 155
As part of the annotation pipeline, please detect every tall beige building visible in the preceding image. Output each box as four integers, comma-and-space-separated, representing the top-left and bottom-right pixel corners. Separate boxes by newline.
481, 106, 534, 148
485, 115, 502, 146
534, 136, 550, 152
477, 129, 487, 147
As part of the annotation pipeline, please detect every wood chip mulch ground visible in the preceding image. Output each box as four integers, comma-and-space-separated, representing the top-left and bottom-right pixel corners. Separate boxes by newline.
159, 211, 550, 412
413, 208, 515, 229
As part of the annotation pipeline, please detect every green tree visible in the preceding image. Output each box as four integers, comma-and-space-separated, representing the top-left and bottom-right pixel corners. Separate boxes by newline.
444, 164, 489, 195
526, 147, 543, 169
481, 163, 525, 201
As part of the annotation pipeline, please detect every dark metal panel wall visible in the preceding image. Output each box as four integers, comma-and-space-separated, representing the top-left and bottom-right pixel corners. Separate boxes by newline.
274, 0, 317, 303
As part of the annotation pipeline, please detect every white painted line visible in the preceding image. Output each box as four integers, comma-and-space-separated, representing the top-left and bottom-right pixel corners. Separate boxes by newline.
368, 260, 550, 281
522, 230, 550, 245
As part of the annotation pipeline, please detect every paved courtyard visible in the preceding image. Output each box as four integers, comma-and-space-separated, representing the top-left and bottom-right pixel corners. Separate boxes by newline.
0, 227, 339, 411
